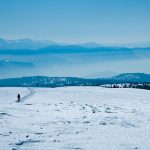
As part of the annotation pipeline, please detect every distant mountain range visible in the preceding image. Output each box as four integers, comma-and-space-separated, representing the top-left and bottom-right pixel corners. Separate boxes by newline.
0, 38, 149, 56
0, 73, 149, 87
0, 38, 59, 50
0, 38, 150, 78
112, 73, 150, 83
0, 44, 136, 55
1, 38, 150, 49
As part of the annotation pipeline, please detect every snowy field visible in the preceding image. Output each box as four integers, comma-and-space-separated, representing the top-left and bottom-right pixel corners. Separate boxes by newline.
0, 87, 150, 150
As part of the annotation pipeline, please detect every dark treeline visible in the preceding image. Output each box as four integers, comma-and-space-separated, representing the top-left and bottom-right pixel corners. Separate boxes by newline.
102, 83, 150, 90
0, 73, 150, 90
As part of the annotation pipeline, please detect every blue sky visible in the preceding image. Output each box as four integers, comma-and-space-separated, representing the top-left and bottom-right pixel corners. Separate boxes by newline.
0, 0, 150, 43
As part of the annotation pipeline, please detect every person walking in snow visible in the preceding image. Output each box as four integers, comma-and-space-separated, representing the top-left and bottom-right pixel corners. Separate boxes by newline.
17, 93, 21, 102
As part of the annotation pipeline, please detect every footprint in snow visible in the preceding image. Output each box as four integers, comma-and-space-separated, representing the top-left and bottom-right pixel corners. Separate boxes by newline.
53, 139, 60, 143
63, 145, 83, 150
99, 121, 107, 125
0, 133, 9, 136
83, 121, 90, 124
82, 116, 87, 119
105, 110, 116, 113
120, 121, 137, 128
34, 132, 43, 135
24, 104, 32, 105
120, 144, 139, 149
0, 112, 12, 117
15, 139, 41, 146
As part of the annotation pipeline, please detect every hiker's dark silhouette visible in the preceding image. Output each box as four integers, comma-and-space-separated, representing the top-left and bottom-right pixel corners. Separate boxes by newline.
17, 93, 21, 102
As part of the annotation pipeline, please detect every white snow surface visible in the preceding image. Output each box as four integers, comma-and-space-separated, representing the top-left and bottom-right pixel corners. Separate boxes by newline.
0, 86, 150, 150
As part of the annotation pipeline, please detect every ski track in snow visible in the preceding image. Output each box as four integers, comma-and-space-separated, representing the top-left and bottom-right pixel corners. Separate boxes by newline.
0, 87, 150, 150
21, 88, 35, 103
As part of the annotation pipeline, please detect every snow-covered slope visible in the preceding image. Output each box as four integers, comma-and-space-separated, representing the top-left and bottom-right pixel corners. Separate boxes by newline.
0, 87, 150, 149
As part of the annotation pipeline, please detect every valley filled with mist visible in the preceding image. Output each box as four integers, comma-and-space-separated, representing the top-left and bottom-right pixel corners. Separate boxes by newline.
0, 39, 150, 79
